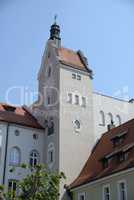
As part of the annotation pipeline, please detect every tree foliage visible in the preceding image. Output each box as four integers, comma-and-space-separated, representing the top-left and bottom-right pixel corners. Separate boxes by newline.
0, 164, 65, 200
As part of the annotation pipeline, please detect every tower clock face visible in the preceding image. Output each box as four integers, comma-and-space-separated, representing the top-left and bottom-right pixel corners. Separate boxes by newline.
74, 120, 81, 132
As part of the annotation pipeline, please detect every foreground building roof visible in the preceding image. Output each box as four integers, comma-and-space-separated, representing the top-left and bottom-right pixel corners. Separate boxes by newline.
70, 119, 134, 189
0, 103, 43, 129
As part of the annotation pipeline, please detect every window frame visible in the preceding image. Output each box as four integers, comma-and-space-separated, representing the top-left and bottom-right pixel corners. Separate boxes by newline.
47, 143, 55, 168
8, 179, 19, 196
99, 111, 105, 126
9, 147, 21, 166
77, 74, 81, 80
108, 113, 113, 124
117, 180, 127, 200
103, 184, 111, 200
48, 118, 54, 136
29, 150, 40, 167
75, 95, 79, 105
72, 73, 76, 79
116, 115, 122, 126
78, 192, 86, 200
81, 97, 86, 107
67, 93, 73, 104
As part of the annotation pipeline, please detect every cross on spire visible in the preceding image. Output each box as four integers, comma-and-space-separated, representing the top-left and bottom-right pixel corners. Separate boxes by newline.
54, 14, 58, 24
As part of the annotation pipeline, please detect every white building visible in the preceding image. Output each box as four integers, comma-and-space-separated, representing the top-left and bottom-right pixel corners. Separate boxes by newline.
0, 21, 134, 199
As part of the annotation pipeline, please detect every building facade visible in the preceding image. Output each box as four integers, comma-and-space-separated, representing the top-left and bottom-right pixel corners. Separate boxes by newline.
70, 119, 134, 200
0, 21, 134, 199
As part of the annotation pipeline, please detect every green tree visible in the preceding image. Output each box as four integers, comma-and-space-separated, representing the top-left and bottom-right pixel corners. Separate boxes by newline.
0, 164, 65, 200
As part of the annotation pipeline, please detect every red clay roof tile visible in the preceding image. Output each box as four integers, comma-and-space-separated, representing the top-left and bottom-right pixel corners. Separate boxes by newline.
0, 103, 43, 129
70, 119, 134, 189
58, 47, 89, 72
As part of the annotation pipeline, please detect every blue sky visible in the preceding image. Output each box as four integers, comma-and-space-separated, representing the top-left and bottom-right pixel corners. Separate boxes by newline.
0, 0, 134, 105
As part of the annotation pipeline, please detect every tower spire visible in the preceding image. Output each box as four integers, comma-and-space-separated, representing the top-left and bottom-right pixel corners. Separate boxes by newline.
49, 15, 61, 47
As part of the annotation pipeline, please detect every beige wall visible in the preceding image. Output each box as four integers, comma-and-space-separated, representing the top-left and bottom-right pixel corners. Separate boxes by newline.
72, 168, 134, 200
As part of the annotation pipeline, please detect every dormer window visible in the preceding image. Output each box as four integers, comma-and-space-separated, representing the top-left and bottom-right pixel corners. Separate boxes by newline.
101, 158, 109, 169
3, 105, 16, 112
111, 131, 127, 147
117, 152, 125, 163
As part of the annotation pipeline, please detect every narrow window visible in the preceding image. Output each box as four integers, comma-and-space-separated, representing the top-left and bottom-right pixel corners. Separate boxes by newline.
67, 93, 72, 103
9, 147, 21, 166
103, 185, 110, 200
47, 67, 51, 77
49, 150, 54, 163
8, 180, 18, 197
75, 95, 79, 105
116, 115, 121, 126
108, 113, 113, 124
82, 97, 86, 107
47, 96, 51, 105
77, 75, 81, 80
72, 73, 76, 79
78, 192, 85, 200
99, 111, 105, 126
118, 181, 127, 200
29, 150, 39, 167
48, 120, 54, 136
47, 143, 55, 167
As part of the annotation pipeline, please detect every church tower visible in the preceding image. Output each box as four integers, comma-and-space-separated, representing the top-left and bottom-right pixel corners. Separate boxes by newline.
33, 20, 95, 199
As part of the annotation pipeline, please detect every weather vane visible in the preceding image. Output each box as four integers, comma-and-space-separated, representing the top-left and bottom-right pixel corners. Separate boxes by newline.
54, 14, 58, 24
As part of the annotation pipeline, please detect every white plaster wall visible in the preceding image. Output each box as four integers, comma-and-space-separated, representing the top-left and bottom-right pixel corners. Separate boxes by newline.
36, 40, 60, 172
0, 122, 8, 184
93, 92, 134, 140
3, 124, 45, 186
59, 65, 94, 189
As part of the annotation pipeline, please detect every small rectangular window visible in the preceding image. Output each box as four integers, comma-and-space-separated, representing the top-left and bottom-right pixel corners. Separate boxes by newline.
103, 185, 110, 200
48, 150, 54, 163
82, 97, 86, 107
75, 95, 79, 105
118, 181, 127, 200
77, 75, 81, 80
8, 180, 18, 196
47, 96, 51, 105
72, 73, 76, 79
67, 93, 72, 103
78, 192, 85, 200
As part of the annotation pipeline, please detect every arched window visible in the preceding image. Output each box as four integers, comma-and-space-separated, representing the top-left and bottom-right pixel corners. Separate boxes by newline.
47, 67, 51, 77
48, 118, 54, 136
99, 111, 105, 126
10, 147, 21, 166
29, 150, 39, 167
116, 115, 121, 125
47, 143, 55, 168
108, 113, 113, 124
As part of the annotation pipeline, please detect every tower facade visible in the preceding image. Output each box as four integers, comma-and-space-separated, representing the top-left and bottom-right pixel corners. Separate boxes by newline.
34, 22, 95, 198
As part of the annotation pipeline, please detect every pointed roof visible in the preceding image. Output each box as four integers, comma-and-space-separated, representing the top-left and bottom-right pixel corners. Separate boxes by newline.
0, 103, 43, 129
58, 47, 92, 75
70, 119, 134, 189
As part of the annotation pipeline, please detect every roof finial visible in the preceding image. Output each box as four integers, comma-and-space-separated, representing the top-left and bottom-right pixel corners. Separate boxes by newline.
54, 14, 58, 24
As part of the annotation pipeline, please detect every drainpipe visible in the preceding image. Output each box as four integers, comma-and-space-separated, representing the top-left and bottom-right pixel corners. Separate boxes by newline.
2, 123, 10, 185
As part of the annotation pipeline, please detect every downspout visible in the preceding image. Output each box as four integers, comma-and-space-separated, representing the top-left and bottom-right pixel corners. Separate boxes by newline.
2, 123, 10, 185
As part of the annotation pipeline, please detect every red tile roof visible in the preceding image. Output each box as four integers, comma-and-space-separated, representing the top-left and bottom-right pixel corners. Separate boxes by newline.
0, 103, 43, 129
58, 47, 90, 73
70, 119, 134, 189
